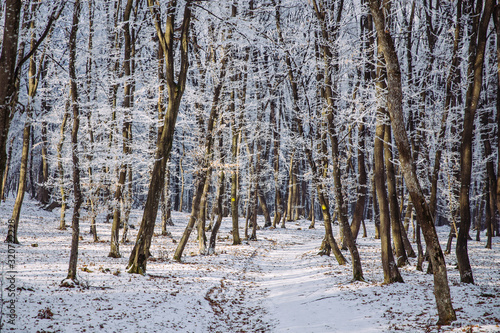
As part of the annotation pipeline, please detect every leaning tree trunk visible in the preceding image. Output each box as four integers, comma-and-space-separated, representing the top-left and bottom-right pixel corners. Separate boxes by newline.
7, 6, 42, 243
7, 113, 30, 244
173, 43, 228, 261
369, 0, 456, 324
127, 1, 191, 274
311, 0, 363, 281
208, 132, 226, 255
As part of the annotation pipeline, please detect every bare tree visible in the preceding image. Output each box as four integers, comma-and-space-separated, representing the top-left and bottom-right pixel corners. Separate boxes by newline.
61, 0, 82, 286
127, 0, 191, 274
369, 0, 456, 324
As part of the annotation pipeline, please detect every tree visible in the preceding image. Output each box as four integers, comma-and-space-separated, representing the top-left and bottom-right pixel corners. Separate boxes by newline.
374, 50, 403, 283
369, 0, 456, 324
457, 0, 494, 284
0, 0, 22, 194
61, 0, 82, 286
109, 0, 135, 259
127, 0, 191, 274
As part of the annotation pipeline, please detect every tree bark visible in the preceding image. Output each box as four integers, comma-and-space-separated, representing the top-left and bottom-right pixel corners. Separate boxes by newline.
374, 59, 403, 282
128, 1, 191, 274
457, 0, 493, 284
174, 37, 228, 260
494, 6, 500, 218
7, 113, 30, 244
62, 0, 82, 285
109, 0, 134, 259
369, 0, 456, 324
350, 121, 367, 240
0, 0, 21, 194
310, 0, 363, 281
57, 101, 70, 230
384, 124, 407, 267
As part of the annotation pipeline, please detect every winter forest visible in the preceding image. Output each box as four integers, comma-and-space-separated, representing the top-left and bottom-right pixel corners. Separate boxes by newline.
0, 0, 499, 332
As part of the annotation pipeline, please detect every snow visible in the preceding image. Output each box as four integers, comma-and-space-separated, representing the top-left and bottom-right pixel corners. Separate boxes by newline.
0, 198, 498, 332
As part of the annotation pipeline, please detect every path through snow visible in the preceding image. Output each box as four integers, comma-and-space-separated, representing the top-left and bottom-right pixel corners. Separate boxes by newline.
0, 199, 498, 332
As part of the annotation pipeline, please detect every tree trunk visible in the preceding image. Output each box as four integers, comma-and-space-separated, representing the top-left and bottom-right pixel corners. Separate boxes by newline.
369, 0, 456, 324
174, 33, 228, 260
1, 138, 13, 201
127, 1, 191, 274
161, 166, 173, 236
384, 124, 407, 267
7, 114, 30, 244
494, 6, 500, 218
286, 156, 295, 223
458, 0, 493, 285
374, 105, 402, 283
351, 121, 367, 240
208, 132, 226, 255
57, 100, 69, 230
230, 117, 241, 244
62, 0, 82, 286
0, 0, 21, 193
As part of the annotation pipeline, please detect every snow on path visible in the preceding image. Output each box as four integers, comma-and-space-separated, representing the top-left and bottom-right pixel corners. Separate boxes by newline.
251, 228, 382, 333
0, 199, 498, 332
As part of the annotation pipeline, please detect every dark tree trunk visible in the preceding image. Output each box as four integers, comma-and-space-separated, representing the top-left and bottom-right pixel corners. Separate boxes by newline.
350, 121, 367, 240
374, 109, 402, 284
62, 0, 82, 285
0, 0, 21, 192
128, 1, 191, 274
384, 124, 407, 267
457, 0, 493, 284
369, 0, 456, 324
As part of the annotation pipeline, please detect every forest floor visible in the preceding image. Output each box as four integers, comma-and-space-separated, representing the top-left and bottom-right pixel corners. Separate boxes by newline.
0, 197, 498, 333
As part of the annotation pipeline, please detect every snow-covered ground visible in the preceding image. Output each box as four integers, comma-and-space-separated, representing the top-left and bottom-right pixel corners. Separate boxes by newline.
0, 198, 498, 332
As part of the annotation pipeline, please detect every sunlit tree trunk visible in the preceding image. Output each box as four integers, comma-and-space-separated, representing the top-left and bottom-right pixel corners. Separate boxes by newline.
208, 132, 225, 254
1, 139, 13, 201
57, 100, 69, 230
7, 3, 41, 243
373, 50, 402, 282
128, 0, 191, 274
